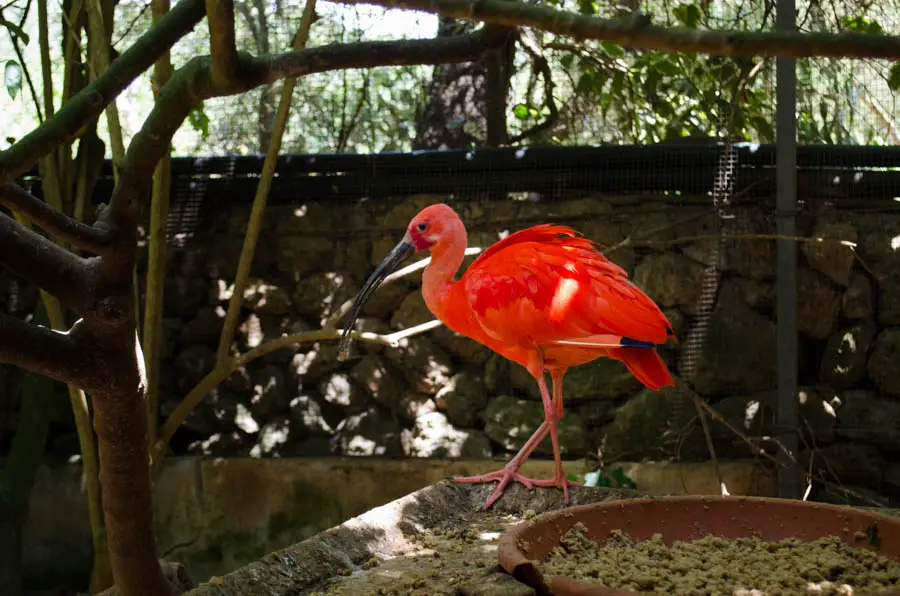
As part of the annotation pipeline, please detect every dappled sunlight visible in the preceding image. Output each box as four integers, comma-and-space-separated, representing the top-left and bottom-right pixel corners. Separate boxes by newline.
345, 435, 382, 456
401, 411, 488, 458
241, 314, 264, 349
234, 403, 260, 434
322, 373, 354, 407
743, 400, 760, 430
250, 420, 290, 458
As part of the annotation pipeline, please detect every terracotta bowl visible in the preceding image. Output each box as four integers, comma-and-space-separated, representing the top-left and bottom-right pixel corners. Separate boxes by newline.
497, 495, 900, 596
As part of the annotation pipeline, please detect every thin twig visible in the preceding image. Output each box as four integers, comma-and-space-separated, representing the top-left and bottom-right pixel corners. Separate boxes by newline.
508, 31, 560, 144
0, 0, 206, 183
383, 246, 483, 284
691, 392, 726, 496
85, 0, 126, 166
144, 0, 174, 451
150, 319, 442, 474
113, 1, 152, 47
0, 6, 43, 122
214, 0, 319, 364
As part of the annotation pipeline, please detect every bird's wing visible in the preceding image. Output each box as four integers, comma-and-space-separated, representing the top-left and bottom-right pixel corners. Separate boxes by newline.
468, 223, 592, 270
462, 226, 672, 348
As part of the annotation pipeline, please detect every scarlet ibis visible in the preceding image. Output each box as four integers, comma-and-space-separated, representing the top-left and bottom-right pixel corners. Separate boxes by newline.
339, 203, 674, 509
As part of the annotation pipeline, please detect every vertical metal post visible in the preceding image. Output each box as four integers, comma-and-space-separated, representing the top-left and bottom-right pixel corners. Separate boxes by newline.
776, 0, 799, 499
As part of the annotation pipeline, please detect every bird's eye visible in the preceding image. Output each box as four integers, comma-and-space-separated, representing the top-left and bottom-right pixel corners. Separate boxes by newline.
417, 222, 427, 232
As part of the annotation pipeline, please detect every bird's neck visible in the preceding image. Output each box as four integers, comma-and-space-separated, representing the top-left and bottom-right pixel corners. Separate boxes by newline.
421, 232, 467, 320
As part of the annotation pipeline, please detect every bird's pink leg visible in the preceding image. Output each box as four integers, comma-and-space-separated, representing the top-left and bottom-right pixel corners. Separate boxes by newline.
453, 369, 557, 509
528, 369, 582, 503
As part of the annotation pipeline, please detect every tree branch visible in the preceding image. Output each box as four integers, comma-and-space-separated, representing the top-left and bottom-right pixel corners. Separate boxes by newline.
144, 0, 175, 450
0, 183, 112, 253
107, 24, 514, 224
86, 0, 127, 166
150, 320, 443, 474
0, 211, 92, 310
206, 0, 241, 86
0, 0, 206, 183
0, 314, 91, 387
336, 0, 900, 59
215, 0, 318, 364
508, 34, 558, 145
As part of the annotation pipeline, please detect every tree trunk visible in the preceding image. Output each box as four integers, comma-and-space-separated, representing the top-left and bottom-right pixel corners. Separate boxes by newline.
413, 19, 515, 150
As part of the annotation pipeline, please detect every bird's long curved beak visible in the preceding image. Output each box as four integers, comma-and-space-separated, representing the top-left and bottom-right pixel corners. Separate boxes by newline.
338, 234, 416, 360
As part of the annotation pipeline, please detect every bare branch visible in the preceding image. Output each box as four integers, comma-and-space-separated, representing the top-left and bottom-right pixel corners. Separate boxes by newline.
0, 183, 112, 253
0, 6, 43, 123
0, 314, 91, 387
384, 246, 483, 284
86, 0, 127, 164
0, 211, 91, 310
151, 320, 442, 473
144, 0, 176, 448
215, 0, 318, 364
0, 0, 206, 183
206, 0, 241, 85
508, 34, 559, 145
337, 0, 900, 59
107, 25, 514, 224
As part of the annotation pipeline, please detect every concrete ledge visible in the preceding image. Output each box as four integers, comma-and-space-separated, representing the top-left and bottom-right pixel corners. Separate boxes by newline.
22, 456, 774, 589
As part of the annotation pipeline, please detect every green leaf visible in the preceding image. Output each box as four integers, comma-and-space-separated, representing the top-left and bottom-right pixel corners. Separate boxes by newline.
560, 53, 574, 69
4, 60, 22, 100
576, 71, 597, 95
751, 115, 775, 143
610, 70, 625, 97
187, 105, 210, 139
841, 15, 883, 35
600, 41, 625, 57
577, 0, 596, 15
512, 103, 530, 120
655, 57, 679, 76
673, 3, 702, 28
889, 63, 900, 91
609, 467, 637, 489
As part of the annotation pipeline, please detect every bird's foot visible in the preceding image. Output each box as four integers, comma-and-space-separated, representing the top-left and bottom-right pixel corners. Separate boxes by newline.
529, 474, 583, 504
453, 467, 546, 510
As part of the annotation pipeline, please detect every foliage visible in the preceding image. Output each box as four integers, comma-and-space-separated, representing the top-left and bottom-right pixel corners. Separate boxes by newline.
567, 466, 638, 489
3, 0, 897, 157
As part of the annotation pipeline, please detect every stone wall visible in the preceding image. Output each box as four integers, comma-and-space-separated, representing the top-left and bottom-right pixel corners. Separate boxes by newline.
2, 192, 899, 504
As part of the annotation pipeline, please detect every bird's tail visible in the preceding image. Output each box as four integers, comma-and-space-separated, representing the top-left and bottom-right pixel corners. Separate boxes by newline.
615, 347, 674, 391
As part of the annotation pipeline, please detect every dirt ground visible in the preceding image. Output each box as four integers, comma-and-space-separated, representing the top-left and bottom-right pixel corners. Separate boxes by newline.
182, 480, 646, 596
182, 481, 900, 596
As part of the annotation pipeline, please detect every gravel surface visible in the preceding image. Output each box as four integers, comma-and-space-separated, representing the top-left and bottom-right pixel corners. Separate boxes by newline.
540, 523, 900, 595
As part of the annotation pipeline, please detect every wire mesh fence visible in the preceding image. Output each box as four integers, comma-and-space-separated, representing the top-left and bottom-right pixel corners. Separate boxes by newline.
3, 0, 900, 513
3, 140, 878, 507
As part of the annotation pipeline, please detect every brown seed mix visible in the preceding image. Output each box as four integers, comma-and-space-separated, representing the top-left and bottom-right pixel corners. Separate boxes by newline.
539, 523, 900, 595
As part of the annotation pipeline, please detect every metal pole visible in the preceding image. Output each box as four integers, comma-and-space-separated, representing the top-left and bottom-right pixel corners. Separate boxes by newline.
776, 0, 799, 499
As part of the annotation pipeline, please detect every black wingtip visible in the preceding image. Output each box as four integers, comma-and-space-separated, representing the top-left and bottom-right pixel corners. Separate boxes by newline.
620, 337, 657, 349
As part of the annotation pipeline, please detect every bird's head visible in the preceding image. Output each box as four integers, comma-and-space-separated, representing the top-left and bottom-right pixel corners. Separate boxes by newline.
338, 203, 461, 360
406, 203, 461, 251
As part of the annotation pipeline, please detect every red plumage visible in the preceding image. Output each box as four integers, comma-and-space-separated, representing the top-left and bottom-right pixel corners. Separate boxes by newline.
360, 203, 676, 509
440, 222, 674, 382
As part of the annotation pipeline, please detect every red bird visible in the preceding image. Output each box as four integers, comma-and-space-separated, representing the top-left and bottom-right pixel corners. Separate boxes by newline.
339, 203, 674, 509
